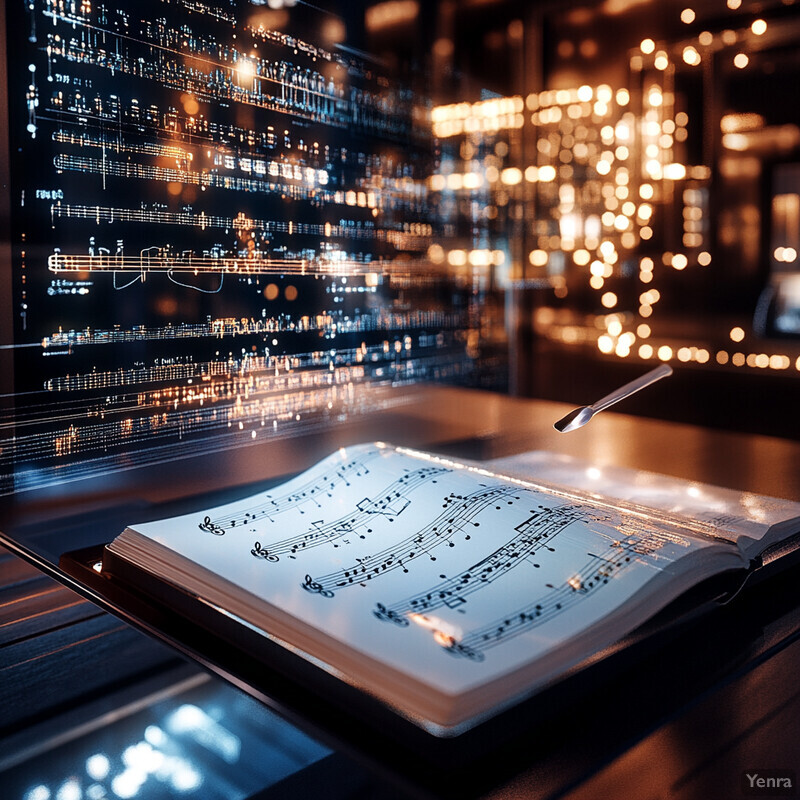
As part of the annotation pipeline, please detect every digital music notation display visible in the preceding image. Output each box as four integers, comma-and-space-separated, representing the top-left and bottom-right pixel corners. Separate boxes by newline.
2, 0, 499, 494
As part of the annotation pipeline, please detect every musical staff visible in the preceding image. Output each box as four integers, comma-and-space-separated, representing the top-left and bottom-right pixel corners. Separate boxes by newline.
43, 4, 410, 138
199, 447, 382, 533
47, 251, 436, 279
50, 204, 433, 248
252, 465, 448, 563
425, 530, 684, 662
40, 309, 465, 350
301, 484, 523, 595
3, 0, 493, 497
374, 503, 613, 622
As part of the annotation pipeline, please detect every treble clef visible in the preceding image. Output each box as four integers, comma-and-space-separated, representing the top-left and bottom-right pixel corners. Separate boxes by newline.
443, 639, 485, 662
251, 541, 279, 562
301, 574, 334, 598
198, 515, 226, 535
373, 602, 409, 626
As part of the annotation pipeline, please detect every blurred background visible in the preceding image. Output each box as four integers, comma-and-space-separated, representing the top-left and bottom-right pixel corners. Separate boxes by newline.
363, 0, 800, 439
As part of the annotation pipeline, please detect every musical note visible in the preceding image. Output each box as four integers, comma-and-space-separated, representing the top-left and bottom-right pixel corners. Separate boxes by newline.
433, 527, 685, 661
249, 465, 447, 563
205, 447, 383, 534
374, 503, 612, 620
303, 483, 525, 596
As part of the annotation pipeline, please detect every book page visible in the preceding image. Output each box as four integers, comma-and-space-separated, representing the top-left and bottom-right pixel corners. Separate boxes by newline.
489, 450, 800, 543
121, 443, 739, 706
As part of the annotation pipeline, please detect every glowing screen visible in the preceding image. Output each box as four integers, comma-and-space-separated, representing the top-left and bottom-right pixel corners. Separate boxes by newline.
2, 0, 498, 494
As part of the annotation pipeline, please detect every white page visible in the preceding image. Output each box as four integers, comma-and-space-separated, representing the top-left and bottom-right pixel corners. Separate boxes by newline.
123, 443, 731, 700
489, 450, 800, 543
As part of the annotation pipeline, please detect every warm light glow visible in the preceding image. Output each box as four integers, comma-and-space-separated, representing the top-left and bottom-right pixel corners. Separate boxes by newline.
751, 19, 767, 35
727, 0, 741, 8
468, 249, 492, 266
664, 163, 687, 180
463, 172, 483, 189
734, 53, 749, 69
698, 251, 712, 266
657, 345, 673, 361
529, 249, 549, 267
637, 323, 651, 338
729, 326, 745, 343
598, 335, 614, 353
601, 291, 618, 308
682, 46, 701, 66
770, 355, 790, 370
365, 0, 419, 31
640, 38, 656, 54
599, 241, 616, 258
641, 289, 660, 304
428, 244, 445, 264
654, 51, 669, 70
639, 344, 654, 359
447, 249, 467, 266
573, 249, 591, 266
615, 342, 631, 357
671, 253, 688, 270
680, 8, 696, 24
538, 165, 557, 182
236, 58, 256, 81
699, 30, 713, 46
720, 113, 764, 133
501, 167, 522, 185
645, 159, 662, 179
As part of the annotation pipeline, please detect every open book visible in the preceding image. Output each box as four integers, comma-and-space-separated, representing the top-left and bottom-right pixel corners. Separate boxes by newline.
102, 443, 800, 734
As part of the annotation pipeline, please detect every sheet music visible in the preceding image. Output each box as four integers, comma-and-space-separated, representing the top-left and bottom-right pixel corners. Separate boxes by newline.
123, 443, 734, 697
488, 450, 800, 543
